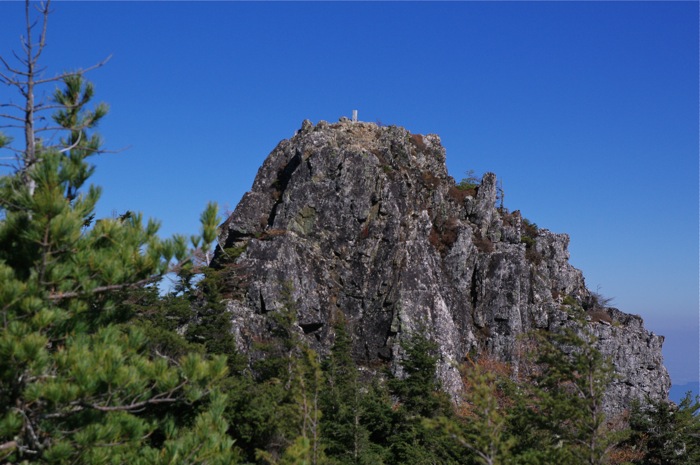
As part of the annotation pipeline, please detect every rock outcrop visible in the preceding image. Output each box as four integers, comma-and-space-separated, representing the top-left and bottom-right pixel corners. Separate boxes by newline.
215, 119, 670, 413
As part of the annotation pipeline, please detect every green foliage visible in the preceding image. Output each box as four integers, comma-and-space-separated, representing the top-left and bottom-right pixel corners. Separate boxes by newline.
0, 132, 11, 150
386, 332, 461, 465
0, 37, 234, 461
562, 294, 580, 308
520, 235, 536, 249
389, 332, 451, 418
625, 392, 700, 464
0, 7, 679, 464
457, 169, 480, 191
146, 391, 238, 465
520, 218, 542, 265
257, 435, 312, 465
222, 243, 249, 263
510, 320, 621, 465
320, 318, 385, 465
521, 218, 538, 236
433, 360, 516, 465
356, 380, 394, 463
227, 283, 327, 464
226, 374, 288, 461
321, 319, 362, 463
184, 268, 245, 373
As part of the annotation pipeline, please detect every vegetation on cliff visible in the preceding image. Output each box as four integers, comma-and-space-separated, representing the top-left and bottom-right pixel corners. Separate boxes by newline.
0, 2, 697, 464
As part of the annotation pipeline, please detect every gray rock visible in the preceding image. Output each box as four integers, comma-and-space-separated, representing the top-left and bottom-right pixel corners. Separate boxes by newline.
215, 119, 670, 414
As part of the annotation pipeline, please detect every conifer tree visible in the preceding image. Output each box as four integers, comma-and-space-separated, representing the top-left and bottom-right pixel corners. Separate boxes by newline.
514, 318, 622, 465
321, 319, 360, 463
231, 283, 327, 464
386, 331, 460, 465
321, 318, 383, 465
0, 0, 109, 191
388, 331, 450, 419
625, 392, 700, 464
0, 2, 236, 462
356, 379, 394, 464
432, 357, 516, 465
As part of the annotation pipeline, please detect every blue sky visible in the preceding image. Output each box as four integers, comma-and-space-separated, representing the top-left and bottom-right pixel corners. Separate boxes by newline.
0, 1, 697, 387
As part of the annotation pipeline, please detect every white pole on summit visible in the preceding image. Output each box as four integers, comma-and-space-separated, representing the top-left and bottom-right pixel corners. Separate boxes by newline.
352, 110, 358, 122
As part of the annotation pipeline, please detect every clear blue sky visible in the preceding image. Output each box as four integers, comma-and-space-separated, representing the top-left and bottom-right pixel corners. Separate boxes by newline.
0, 1, 697, 387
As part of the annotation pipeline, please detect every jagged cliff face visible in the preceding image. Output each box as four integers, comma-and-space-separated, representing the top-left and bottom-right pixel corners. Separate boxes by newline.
216, 119, 670, 413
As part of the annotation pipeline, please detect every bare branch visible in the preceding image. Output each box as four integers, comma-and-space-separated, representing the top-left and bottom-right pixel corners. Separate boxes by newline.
0, 72, 23, 86
33, 56, 113, 86
19, 34, 29, 56
33, 125, 79, 133
0, 440, 17, 452
33, 103, 77, 112
0, 55, 27, 75
0, 113, 26, 122
1, 55, 111, 88
35, 124, 103, 135
0, 102, 26, 111
11, 49, 32, 70
77, 384, 188, 413
48, 276, 162, 301
41, 380, 199, 420
31, 0, 51, 65
16, 407, 42, 453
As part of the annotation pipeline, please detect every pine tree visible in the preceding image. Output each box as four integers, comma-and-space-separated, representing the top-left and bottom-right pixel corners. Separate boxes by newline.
513, 317, 622, 465
388, 331, 450, 419
0, 78, 235, 465
0, 3, 236, 462
0, 0, 109, 192
625, 392, 700, 464
386, 331, 461, 465
231, 283, 328, 464
320, 318, 382, 465
432, 356, 516, 465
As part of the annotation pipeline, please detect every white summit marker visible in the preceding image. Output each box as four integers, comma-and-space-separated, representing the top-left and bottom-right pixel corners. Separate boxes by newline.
352, 110, 358, 122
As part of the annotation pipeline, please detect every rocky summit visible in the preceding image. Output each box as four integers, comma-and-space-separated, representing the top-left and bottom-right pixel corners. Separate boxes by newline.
215, 118, 670, 414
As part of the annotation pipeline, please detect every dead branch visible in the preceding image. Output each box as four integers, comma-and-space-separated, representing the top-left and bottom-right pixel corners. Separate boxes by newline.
36, 56, 112, 85
47, 276, 161, 301
0, 440, 17, 452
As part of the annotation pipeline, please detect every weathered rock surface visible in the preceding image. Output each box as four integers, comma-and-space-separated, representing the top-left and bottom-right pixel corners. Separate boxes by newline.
215, 119, 670, 414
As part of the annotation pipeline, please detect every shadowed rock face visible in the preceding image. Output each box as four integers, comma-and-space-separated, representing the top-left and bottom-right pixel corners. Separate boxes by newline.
216, 119, 670, 414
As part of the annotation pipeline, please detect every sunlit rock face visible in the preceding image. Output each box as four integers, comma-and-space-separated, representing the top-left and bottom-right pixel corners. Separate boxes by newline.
215, 119, 670, 414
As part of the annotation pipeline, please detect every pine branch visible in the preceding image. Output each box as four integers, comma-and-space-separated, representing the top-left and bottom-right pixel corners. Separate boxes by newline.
79, 395, 179, 413
0, 102, 26, 110
11, 50, 32, 72
78, 381, 191, 413
16, 407, 42, 454
0, 440, 17, 452
30, 0, 50, 65
0, 52, 24, 73
0, 113, 26, 122
33, 60, 112, 86
47, 276, 161, 301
